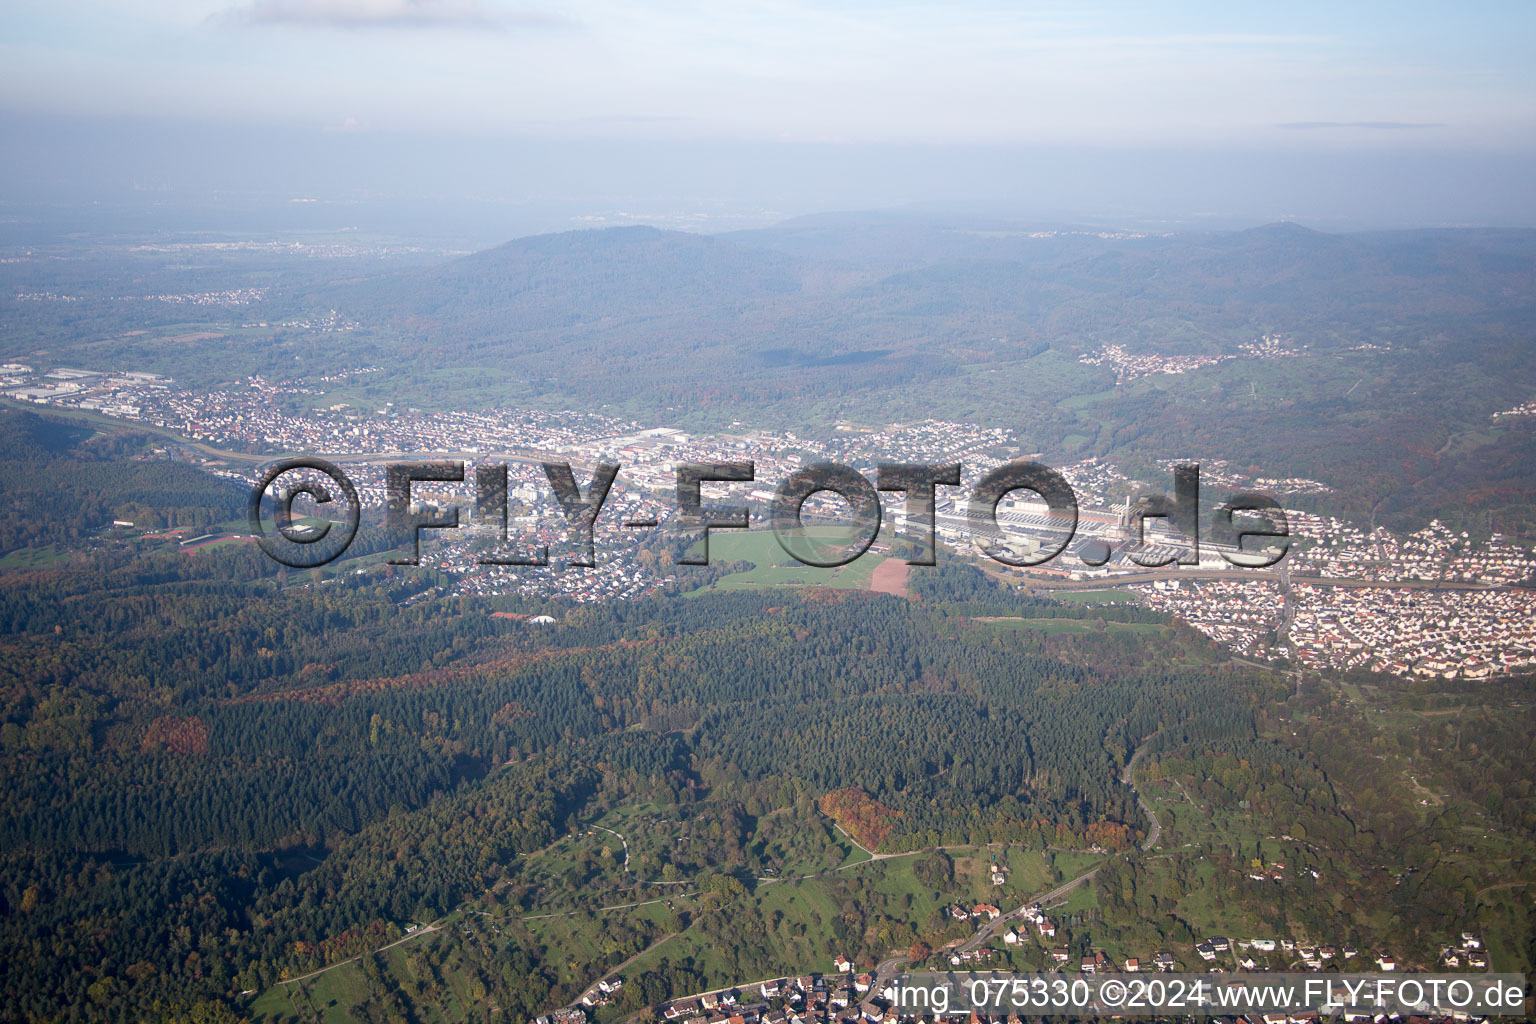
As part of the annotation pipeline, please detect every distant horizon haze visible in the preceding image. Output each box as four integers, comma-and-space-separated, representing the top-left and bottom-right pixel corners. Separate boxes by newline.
1, 1, 1533, 242
3, 113, 1535, 247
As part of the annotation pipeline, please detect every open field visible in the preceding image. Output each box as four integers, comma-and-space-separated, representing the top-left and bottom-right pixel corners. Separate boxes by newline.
868, 557, 910, 597
0, 544, 64, 569
688, 528, 887, 593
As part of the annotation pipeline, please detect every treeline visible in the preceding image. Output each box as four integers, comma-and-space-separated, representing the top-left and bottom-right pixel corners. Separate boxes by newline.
908, 561, 1169, 622
0, 748, 605, 1022
0, 410, 248, 552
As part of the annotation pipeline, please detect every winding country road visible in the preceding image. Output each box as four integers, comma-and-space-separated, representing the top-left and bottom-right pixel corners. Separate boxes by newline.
277, 920, 444, 986
870, 866, 1105, 996
956, 869, 1101, 955
1122, 743, 1161, 852
273, 755, 1161, 1004
871, 736, 1163, 994
592, 825, 632, 872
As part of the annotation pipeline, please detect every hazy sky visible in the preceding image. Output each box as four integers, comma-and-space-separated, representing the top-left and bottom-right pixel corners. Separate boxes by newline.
2, 1, 1534, 231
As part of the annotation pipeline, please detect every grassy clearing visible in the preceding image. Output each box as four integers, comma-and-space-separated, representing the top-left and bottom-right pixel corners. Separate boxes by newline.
514, 828, 633, 912
861, 856, 945, 926
1056, 387, 1118, 411
1056, 879, 1099, 916
524, 899, 678, 977
250, 942, 395, 1024
689, 527, 884, 593
950, 848, 1058, 904
0, 545, 63, 569
833, 840, 873, 871
608, 881, 841, 997
1002, 848, 1057, 892
247, 983, 305, 1022
1046, 850, 1108, 884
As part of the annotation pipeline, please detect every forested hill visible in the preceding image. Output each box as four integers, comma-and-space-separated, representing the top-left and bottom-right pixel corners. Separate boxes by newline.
325, 219, 1536, 366
0, 410, 247, 552
292, 218, 1536, 537
326, 225, 802, 333
0, 541, 1251, 1020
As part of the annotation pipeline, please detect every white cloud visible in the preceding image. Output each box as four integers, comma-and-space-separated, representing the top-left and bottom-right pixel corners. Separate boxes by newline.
1278, 121, 1445, 131
2, 1, 1530, 150
223, 0, 571, 29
